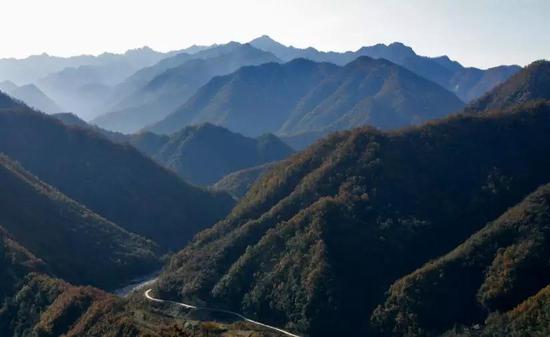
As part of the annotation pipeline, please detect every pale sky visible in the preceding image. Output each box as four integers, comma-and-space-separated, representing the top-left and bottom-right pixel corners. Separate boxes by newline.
1, 0, 548, 68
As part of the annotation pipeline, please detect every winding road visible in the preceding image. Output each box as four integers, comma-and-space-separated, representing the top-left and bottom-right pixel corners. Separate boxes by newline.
144, 289, 301, 337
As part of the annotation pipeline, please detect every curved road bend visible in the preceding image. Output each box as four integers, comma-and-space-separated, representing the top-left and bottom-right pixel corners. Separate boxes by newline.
145, 289, 301, 337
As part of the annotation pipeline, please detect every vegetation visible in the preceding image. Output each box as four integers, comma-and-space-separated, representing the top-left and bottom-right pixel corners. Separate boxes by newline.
0, 271, 288, 337
0, 93, 235, 249
371, 183, 550, 337
465, 60, 550, 113
0, 228, 46, 302
130, 124, 294, 186
155, 100, 550, 336
0, 155, 161, 288
212, 161, 279, 199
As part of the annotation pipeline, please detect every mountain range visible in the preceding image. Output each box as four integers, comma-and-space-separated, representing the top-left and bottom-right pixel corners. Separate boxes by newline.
153, 62, 550, 337
0, 93, 274, 337
0, 92, 234, 250
250, 35, 521, 102
0, 46, 204, 120
0, 37, 520, 136
0, 46, 174, 85
147, 57, 465, 138
0, 37, 547, 337
94, 43, 279, 133
129, 123, 294, 186
51, 113, 294, 187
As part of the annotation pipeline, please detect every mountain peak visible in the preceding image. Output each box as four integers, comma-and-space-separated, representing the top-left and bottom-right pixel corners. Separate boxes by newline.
387, 42, 416, 55
249, 35, 287, 50
255, 34, 276, 41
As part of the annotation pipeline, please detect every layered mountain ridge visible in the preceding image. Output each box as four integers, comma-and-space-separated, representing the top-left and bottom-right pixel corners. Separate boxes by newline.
148, 57, 465, 138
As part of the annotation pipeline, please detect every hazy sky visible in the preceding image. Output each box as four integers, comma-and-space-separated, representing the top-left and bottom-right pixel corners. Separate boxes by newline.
1, 0, 548, 68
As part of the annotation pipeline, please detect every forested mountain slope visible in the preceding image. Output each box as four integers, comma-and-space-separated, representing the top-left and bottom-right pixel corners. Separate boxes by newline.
465, 60, 550, 113
0, 155, 160, 288
372, 183, 550, 337
130, 124, 293, 185
155, 101, 550, 337
0, 92, 234, 249
212, 161, 279, 199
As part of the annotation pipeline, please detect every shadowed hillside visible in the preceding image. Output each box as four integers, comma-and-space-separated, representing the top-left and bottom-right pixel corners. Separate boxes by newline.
0, 92, 234, 250
0, 155, 161, 288
372, 183, 550, 337
130, 124, 293, 185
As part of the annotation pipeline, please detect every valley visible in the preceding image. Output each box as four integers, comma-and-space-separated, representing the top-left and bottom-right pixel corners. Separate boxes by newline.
0, 7, 548, 336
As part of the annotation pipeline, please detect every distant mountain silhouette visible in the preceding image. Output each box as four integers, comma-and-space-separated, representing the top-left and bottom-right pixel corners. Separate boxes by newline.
0, 155, 160, 288
0, 92, 234, 250
130, 124, 294, 186
6, 84, 62, 114
94, 44, 279, 133
0, 47, 171, 86
0, 80, 18, 93
100, 42, 270, 113
250, 36, 521, 102
465, 60, 550, 113
148, 57, 464, 138
0, 47, 186, 120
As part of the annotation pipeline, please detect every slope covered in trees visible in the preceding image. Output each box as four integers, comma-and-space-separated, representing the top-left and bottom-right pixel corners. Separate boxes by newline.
148, 57, 464, 138
130, 124, 293, 185
0, 228, 47, 302
212, 162, 279, 199
0, 228, 280, 337
154, 101, 550, 337
0, 93, 234, 249
446, 283, 550, 337
465, 60, 550, 113
372, 183, 550, 337
0, 155, 161, 288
